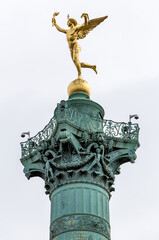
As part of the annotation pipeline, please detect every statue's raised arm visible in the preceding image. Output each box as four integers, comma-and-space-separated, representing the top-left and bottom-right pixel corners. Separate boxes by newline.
52, 12, 67, 34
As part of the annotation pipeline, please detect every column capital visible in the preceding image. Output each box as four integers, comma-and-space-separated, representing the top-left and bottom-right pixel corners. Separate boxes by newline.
20, 95, 139, 196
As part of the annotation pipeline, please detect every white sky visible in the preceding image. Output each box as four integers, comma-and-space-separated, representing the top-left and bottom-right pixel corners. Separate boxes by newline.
0, 0, 159, 239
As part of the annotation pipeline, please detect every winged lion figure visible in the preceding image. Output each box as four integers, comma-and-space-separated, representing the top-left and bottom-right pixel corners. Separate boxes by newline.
52, 12, 108, 79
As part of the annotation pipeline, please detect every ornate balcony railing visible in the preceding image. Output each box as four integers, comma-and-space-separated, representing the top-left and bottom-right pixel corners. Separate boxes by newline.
20, 117, 57, 159
20, 106, 139, 159
103, 119, 139, 141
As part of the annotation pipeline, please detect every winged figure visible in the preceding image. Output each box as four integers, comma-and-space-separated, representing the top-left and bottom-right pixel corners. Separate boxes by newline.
52, 12, 108, 78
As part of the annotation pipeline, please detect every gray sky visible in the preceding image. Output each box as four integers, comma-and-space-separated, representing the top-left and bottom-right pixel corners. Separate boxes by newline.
0, 0, 159, 239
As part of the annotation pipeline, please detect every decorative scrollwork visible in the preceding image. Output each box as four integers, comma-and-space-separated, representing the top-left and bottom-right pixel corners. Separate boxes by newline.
55, 102, 103, 133
20, 117, 57, 158
103, 120, 139, 141
50, 215, 110, 239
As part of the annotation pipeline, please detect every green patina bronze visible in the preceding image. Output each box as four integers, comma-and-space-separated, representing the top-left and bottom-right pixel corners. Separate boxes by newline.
20, 91, 139, 240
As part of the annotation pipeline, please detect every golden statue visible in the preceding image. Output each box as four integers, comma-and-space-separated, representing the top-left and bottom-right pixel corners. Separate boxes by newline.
52, 12, 108, 80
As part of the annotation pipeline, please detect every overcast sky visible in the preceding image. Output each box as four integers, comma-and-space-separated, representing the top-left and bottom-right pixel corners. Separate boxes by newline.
0, 0, 159, 239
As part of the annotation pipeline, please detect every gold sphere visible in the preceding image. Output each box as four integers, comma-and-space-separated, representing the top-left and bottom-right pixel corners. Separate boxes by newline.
67, 78, 91, 96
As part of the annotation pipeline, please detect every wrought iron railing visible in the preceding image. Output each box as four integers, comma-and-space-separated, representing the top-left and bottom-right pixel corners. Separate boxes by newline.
103, 119, 139, 141
20, 117, 57, 159
20, 106, 139, 159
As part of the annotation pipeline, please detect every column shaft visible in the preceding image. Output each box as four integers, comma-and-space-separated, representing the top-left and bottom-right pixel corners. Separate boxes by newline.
50, 183, 110, 240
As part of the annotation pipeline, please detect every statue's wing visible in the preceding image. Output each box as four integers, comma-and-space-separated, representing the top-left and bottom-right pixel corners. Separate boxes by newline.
75, 16, 108, 39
